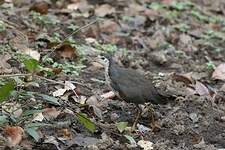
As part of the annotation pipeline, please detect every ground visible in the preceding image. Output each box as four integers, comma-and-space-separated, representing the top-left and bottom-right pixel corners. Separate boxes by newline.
0, 0, 225, 150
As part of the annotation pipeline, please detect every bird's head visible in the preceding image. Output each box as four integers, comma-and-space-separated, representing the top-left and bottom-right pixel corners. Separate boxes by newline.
95, 54, 112, 68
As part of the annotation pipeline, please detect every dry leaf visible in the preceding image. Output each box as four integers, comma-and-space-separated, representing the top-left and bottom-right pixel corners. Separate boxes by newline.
4, 126, 24, 147
59, 128, 72, 139
30, 1, 49, 14
100, 91, 115, 99
212, 63, 225, 81
67, 0, 90, 13
65, 81, 76, 90
55, 44, 77, 59
53, 88, 67, 97
95, 4, 115, 17
86, 95, 103, 119
137, 140, 153, 150
23, 48, 40, 61
100, 20, 119, 33
32, 112, 44, 122
43, 107, 61, 120
195, 81, 210, 96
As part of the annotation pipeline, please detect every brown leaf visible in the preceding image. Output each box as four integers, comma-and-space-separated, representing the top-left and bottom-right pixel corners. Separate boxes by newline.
58, 128, 72, 139
55, 44, 78, 59
4, 126, 24, 147
43, 107, 61, 120
95, 4, 115, 17
195, 81, 210, 96
212, 63, 225, 81
52, 68, 63, 74
86, 95, 103, 119
30, 1, 49, 14
100, 20, 119, 33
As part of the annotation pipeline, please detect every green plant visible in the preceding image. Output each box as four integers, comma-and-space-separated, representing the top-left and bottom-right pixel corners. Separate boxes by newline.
0, 20, 6, 32
30, 11, 59, 27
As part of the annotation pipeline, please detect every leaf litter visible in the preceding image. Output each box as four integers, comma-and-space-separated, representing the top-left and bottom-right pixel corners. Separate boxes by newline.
0, 0, 225, 149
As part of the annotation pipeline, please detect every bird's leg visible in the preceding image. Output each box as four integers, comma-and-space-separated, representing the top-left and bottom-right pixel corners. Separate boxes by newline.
131, 105, 142, 131
146, 104, 161, 131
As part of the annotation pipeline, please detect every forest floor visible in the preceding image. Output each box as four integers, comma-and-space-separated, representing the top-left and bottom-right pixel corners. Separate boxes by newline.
0, 0, 225, 149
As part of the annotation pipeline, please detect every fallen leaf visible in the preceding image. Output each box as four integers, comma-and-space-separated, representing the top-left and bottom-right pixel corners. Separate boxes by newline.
195, 81, 210, 96
67, 0, 90, 13
77, 113, 96, 133
86, 95, 98, 106
23, 48, 40, 61
137, 140, 154, 150
4, 126, 24, 147
86, 95, 103, 119
90, 105, 103, 120
212, 63, 225, 81
53, 88, 67, 97
30, 1, 49, 14
43, 107, 61, 120
32, 112, 44, 122
100, 20, 119, 33
95, 4, 115, 17
100, 91, 115, 99
125, 3, 145, 16
25, 126, 41, 142
55, 44, 77, 59
59, 128, 72, 139
65, 81, 76, 90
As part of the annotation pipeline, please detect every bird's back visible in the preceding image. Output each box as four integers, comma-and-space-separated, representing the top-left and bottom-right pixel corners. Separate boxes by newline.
109, 64, 168, 105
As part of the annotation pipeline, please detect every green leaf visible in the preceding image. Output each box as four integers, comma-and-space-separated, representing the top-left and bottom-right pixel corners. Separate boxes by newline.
35, 93, 60, 105
25, 127, 40, 142
77, 113, 96, 133
23, 58, 39, 72
116, 122, 128, 133
0, 80, 15, 102
22, 109, 43, 117
0, 115, 8, 125
124, 135, 136, 146
149, 2, 164, 10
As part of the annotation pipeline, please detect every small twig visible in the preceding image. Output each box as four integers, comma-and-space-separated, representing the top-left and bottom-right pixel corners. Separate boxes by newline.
0, 73, 32, 78
44, 19, 100, 58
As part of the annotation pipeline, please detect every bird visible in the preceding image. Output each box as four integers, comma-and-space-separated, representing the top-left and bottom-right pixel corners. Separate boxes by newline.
95, 54, 170, 129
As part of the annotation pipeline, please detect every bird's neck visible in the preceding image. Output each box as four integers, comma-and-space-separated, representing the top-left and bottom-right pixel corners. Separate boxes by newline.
104, 62, 111, 83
